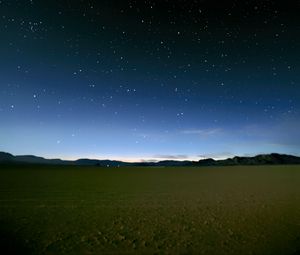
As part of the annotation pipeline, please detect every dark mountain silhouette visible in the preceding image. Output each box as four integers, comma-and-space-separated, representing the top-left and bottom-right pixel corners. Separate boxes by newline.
216, 154, 300, 166
13, 155, 67, 165
74, 158, 132, 167
1, 151, 300, 167
0, 152, 15, 161
196, 158, 217, 166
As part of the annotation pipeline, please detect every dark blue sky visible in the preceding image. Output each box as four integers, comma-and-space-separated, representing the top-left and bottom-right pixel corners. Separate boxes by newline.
0, 0, 299, 161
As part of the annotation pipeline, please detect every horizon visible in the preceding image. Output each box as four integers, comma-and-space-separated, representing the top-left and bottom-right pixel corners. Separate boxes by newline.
2, 150, 300, 164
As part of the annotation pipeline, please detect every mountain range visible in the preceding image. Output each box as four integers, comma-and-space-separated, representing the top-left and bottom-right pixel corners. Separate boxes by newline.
1, 151, 300, 167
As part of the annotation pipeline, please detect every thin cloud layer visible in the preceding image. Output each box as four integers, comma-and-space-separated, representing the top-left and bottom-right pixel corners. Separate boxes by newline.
153, 155, 190, 160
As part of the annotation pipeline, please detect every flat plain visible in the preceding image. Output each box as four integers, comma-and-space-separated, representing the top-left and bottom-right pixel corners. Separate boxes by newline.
0, 164, 299, 254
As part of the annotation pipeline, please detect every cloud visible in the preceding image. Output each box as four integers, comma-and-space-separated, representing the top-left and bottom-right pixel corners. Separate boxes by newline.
181, 128, 222, 136
153, 154, 190, 160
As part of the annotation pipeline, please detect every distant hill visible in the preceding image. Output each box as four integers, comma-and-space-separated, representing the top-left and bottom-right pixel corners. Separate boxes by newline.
0, 152, 15, 162
216, 154, 300, 166
1, 151, 300, 167
0, 152, 133, 167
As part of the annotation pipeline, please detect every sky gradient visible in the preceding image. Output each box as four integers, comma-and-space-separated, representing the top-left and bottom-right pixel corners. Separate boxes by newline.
0, 0, 299, 161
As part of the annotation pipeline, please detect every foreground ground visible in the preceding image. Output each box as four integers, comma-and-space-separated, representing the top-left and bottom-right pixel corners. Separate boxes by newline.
0, 165, 299, 254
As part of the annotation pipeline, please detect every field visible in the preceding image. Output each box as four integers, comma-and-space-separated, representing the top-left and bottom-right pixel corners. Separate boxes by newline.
0, 165, 299, 254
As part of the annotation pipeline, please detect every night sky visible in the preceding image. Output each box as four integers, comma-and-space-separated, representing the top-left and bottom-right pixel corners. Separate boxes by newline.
0, 0, 299, 161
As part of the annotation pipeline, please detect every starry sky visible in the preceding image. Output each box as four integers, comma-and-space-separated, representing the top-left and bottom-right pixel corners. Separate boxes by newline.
0, 0, 299, 161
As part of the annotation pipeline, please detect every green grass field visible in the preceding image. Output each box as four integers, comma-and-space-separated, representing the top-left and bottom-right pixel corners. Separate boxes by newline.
0, 165, 299, 254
